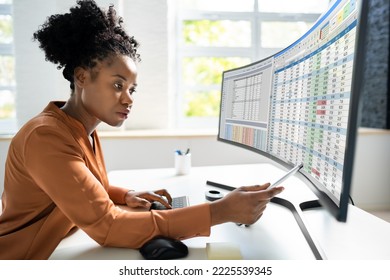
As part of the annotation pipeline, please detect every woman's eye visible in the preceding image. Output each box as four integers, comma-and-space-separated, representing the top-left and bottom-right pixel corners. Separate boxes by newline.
114, 83, 123, 90
130, 88, 137, 95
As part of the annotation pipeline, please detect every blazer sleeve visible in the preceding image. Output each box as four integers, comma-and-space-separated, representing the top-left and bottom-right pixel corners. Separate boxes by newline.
24, 126, 211, 248
107, 185, 130, 205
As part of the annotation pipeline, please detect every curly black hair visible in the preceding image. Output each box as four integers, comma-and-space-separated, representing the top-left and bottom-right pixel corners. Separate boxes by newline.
33, 0, 140, 90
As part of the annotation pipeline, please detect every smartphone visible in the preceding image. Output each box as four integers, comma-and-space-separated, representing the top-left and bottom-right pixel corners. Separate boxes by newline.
267, 163, 304, 190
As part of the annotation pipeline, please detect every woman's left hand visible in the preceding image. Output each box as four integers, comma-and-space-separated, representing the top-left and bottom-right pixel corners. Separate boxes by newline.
124, 189, 173, 209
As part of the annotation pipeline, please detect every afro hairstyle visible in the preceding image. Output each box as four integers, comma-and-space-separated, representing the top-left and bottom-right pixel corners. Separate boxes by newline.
33, 0, 140, 90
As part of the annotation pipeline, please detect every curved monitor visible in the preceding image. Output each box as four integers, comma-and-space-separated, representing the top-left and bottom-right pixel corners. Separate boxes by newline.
217, 0, 368, 222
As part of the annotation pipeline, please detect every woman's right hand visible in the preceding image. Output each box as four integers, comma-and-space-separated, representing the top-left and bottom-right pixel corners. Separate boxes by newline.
124, 189, 173, 210
209, 183, 284, 226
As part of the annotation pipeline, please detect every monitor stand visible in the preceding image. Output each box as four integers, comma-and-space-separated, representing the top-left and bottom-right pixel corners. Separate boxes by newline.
206, 180, 326, 260
270, 197, 326, 260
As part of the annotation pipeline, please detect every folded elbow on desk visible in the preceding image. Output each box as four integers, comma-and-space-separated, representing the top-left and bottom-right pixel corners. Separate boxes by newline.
97, 227, 158, 250
96, 234, 146, 249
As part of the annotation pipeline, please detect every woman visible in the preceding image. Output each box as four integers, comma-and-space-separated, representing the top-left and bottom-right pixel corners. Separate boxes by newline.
0, 0, 283, 259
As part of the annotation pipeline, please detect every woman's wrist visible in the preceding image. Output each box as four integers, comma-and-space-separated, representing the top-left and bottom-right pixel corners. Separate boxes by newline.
124, 190, 135, 204
209, 199, 228, 226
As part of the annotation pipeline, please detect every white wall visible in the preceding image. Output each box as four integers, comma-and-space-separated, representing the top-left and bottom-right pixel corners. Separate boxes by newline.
13, 0, 66, 127
121, 0, 174, 129
98, 132, 267, 171
350, 130, 390, 210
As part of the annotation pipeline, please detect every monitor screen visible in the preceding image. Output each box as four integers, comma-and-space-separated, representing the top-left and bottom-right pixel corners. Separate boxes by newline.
217, 0, 368, 222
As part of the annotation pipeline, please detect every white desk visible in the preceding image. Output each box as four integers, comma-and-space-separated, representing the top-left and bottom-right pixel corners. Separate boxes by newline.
49, 163, 390, 260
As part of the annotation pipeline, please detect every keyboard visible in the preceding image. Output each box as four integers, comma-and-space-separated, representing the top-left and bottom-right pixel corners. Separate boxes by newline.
150, 196, 189, 210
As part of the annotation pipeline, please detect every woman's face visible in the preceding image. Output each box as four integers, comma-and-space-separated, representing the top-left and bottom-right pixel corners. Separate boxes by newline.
79, 54, 138, 127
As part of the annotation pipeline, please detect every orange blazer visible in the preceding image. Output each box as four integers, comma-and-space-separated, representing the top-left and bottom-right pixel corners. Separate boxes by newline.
0, 102, 211, 259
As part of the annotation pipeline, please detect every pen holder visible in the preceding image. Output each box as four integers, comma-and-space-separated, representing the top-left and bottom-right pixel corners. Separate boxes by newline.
174, 152, 191, 175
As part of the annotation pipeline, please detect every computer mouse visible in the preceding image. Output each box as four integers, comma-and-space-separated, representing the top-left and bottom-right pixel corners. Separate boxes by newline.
150, 201, 170, 210
139, 236, 188, 260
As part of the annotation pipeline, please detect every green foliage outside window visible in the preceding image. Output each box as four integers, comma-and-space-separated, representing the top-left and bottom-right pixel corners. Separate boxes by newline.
0, 102, 14, 119
0, 15, 13, 43
0, 90, 14, 119
183, 57, 250, 86
185, 90, 221, 117
183, 20, 250, 47
183, 57, 250, 117
182, 20, 251, 117
0, 12, 15, 120
0, 56, 15, 84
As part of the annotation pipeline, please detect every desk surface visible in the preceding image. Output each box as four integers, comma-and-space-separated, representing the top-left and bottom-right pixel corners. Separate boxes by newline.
49, 163, 390, 260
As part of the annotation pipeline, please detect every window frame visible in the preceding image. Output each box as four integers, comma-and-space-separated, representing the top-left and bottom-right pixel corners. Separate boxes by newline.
174, 0, 324, 129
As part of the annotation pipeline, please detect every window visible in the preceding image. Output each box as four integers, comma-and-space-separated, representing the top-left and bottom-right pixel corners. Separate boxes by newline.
175, 0, 329, 128
0, 0, 16, 135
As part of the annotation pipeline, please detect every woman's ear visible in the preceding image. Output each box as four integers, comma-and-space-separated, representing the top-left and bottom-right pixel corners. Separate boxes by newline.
74, 67, 89, 88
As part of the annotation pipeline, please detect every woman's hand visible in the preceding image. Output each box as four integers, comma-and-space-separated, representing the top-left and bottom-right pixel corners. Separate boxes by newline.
209, 183, 284, 226
124, 189, 173, 209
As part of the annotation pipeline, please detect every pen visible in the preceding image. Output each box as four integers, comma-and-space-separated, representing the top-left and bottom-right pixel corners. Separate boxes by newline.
206, 180, 235, 191
185, 148, 190, 155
